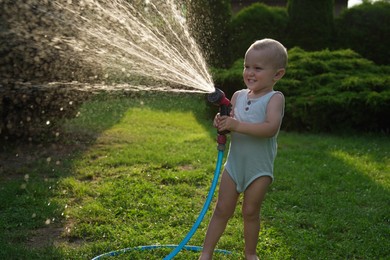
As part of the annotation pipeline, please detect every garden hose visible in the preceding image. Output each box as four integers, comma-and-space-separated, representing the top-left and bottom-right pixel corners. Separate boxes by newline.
92, 88, 232, 259
91, 147, 230, 260
163, 148, 227, 259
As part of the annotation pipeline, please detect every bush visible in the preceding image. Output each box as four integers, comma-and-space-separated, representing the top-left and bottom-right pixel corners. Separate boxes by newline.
228, 3, 288, 64
212, 47, 390, 133
335, 1, 390, 65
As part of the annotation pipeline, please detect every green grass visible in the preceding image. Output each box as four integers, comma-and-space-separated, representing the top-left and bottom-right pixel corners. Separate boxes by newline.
0, 91, 389, 259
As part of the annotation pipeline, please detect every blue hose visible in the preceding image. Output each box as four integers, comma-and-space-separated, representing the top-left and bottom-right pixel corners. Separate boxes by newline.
92, 149, 229, 259
163, 150, 225, 259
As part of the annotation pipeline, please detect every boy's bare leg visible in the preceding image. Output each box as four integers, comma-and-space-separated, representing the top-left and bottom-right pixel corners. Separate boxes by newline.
242, 176, 271, 260
199, 170, 239, 260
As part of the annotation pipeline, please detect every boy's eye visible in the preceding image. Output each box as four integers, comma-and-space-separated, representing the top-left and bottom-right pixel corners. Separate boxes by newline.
244, 65, 263, 71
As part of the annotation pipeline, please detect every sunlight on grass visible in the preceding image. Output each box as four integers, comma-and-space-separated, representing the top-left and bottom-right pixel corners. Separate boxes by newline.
330, 149, 389, 188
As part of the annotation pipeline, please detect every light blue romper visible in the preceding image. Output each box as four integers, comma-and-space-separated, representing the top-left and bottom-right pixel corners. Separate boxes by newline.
225, 89, 284, 193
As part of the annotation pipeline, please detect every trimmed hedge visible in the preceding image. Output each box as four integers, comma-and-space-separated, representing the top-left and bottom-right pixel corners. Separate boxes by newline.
212, 48, 390, 133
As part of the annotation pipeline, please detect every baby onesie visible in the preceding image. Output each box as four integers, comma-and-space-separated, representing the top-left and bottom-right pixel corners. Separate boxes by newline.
225, 89, 284, 193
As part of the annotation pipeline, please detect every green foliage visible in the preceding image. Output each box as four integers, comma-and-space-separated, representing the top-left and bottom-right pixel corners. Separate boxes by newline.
286, 0, 334, 50
213, 48, 390, 133
335, 1, 390, 65
224, 0, 389, 66
228, 3, 288, 64
186, 0, 232, 67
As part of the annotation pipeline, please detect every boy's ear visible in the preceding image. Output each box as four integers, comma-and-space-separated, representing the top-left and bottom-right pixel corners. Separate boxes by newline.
273, 68, 285, 81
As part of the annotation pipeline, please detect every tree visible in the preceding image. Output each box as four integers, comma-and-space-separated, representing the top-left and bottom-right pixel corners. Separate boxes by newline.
335, 1, 390, 65
286, 0, 334, 50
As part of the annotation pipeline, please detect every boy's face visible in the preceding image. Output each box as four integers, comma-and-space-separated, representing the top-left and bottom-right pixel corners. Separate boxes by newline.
243, 48, 282, 94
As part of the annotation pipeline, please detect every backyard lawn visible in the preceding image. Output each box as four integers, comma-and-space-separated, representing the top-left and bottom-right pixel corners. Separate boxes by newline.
0, 91, 389, 259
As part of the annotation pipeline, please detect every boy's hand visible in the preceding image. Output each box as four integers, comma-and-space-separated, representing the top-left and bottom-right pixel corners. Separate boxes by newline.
218, 116, 238, 132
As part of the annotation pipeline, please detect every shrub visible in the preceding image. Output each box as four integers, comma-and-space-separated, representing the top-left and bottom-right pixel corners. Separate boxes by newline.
335, 1, 390, 65
228, 3, 288, 64
212, 47, 390, 133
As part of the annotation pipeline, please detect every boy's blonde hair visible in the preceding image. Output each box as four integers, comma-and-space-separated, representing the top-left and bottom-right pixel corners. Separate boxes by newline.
247, 38, 288, 69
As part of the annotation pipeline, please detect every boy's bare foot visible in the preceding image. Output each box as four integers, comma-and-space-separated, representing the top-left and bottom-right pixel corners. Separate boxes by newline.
245, 254, 259, 260
198, 253, 212, 260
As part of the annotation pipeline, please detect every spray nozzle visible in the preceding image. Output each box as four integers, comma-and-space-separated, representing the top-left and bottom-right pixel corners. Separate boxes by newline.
208, 88, 232, 138
207, 88, 231, 107
208, 88, 231, 117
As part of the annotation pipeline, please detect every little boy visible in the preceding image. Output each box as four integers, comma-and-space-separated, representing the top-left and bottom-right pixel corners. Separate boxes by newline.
199, 38, 287, 260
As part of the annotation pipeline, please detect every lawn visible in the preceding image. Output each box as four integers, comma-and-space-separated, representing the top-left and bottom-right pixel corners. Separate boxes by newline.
0, 91, 389, 259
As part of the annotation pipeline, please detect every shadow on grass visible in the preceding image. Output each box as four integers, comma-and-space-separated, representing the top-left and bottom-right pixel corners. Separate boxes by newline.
0, 90, 216, 259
